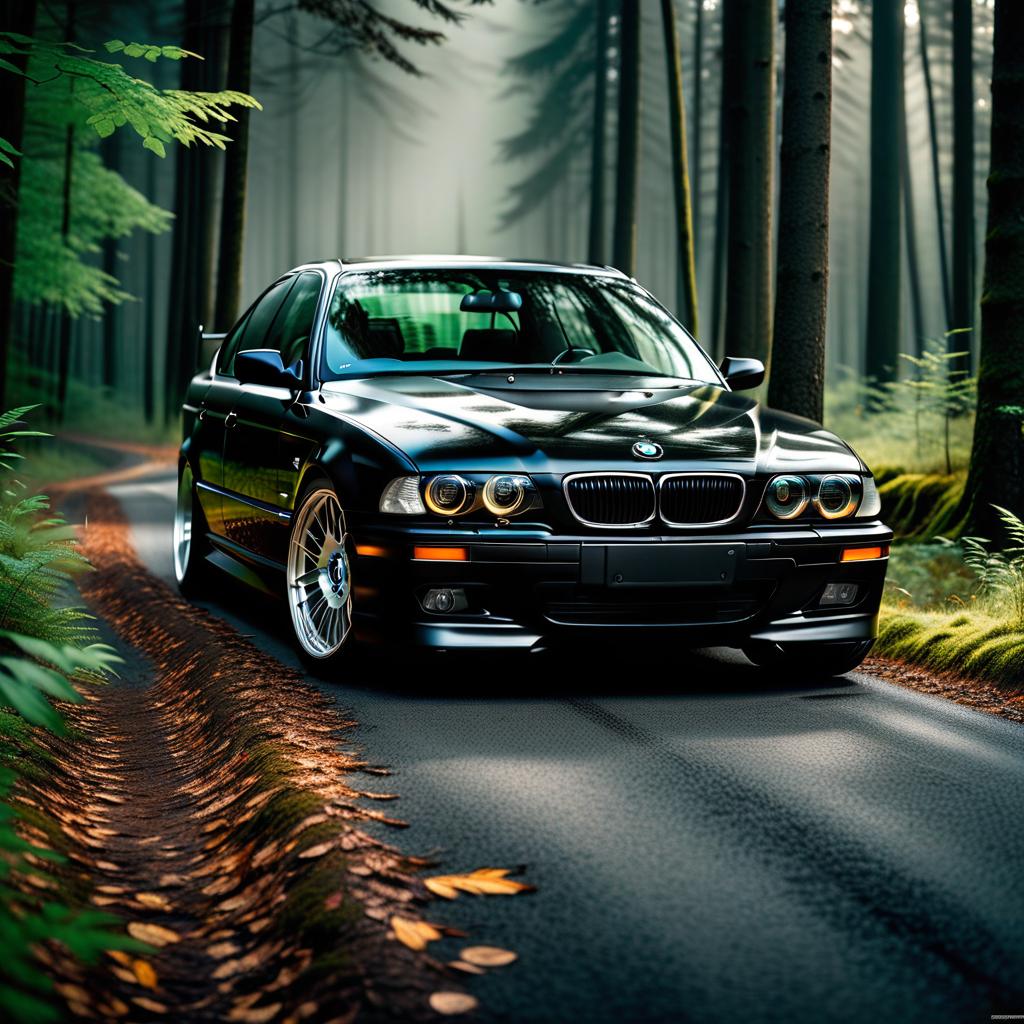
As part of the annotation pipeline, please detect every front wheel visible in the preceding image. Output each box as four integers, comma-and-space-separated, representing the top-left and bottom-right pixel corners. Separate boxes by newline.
286, 484, 355, 667
173, 462, 209, 595
742, 640, 874, 679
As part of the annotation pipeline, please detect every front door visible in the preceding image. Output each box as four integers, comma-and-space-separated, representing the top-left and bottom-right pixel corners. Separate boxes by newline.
222, 271, 324, 563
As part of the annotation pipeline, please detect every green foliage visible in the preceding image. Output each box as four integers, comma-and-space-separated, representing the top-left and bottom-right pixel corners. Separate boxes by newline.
826, 340, 976, 477
2, 29, 260, 316
960, 506, 1024, 627
0, 32, 261, 154
0, 412, 127, 1023
878, 507, 1024, 690
15, 145, 172, 316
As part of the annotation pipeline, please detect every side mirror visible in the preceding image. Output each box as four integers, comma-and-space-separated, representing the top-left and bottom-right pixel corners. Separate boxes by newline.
235, 349, 303, 388
719, 355, 765, 391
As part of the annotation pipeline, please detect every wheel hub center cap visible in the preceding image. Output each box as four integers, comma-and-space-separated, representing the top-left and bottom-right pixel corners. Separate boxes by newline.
323, 549, 350, 603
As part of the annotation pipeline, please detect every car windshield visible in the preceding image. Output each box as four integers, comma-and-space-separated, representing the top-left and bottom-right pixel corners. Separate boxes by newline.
320, 269, 721, 383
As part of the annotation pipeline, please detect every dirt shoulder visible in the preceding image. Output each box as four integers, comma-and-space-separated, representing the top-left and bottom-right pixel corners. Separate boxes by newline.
863, 654, 1024, 725
19, 486, 483, 1022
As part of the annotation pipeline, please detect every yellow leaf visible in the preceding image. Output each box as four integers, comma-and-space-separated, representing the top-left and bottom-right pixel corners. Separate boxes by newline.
429, 992, 479, 1016
390, 915, 442, 951
127, 922, 181, 947
132, 959, 158, 989
131, 996, 168, 1013
461, 946, 518, 968
424, 879, 459, 900
424, 868, 533, 899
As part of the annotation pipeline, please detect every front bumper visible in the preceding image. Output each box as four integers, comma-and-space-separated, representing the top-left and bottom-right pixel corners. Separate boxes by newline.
349, 519, 892, 652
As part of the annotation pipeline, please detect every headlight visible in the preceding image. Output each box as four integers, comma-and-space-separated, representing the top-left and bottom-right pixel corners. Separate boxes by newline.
424, 474, 474, 516
482, 474, 533, 516
815, 474, 860, 519
764, 474, 810, 520
380, 476, 425, 515
855, 475, 882, 518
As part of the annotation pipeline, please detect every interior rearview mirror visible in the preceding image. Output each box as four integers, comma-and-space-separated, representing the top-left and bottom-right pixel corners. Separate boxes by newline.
460, 290, 523, 313
235, 349, 303, 389
719, 355, 765, 391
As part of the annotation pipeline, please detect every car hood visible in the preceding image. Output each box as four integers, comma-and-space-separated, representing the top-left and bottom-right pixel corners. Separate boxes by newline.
319, 373, 865, 475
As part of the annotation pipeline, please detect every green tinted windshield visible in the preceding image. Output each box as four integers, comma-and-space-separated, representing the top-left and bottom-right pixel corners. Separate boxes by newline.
320, 269, 720, 382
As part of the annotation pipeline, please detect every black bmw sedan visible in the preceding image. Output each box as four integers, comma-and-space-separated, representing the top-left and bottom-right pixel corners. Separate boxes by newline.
175, 256, 891, 675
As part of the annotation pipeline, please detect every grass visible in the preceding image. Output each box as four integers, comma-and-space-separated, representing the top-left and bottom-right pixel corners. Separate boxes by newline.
878, 541, 1024, 691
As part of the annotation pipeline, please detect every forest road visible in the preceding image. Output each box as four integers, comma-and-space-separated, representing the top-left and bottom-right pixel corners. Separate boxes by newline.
105, 464, 1024, 1024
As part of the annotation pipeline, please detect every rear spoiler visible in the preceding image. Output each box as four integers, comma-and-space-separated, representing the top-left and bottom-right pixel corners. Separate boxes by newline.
199, 327, 226, 370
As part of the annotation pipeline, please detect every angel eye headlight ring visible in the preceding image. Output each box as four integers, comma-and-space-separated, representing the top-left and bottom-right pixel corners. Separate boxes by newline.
816, 474, 860, 519
764, 474, 810, 520
482, 474, 532, 516
424, 475, 474, 516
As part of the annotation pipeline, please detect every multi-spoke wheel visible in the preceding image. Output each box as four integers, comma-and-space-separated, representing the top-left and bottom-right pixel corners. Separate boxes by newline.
173, 462, 208, 595
286, 486, 354, 663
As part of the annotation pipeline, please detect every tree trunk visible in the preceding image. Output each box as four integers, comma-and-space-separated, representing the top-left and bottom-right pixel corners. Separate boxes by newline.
0, 0, 37, 409
917, 0, 953, 330
611, 0, 640, 276
100, 132, 120, 390
951, 0, 975, 365
690, 0, 703, 253
587, 0, 610, 266
768, 0, 831, 422
901, 95, 926, 359
213, 0, 255, 331
710, 0, 735, 360
144, 148, 157, 423
864, 0, 904, 384
961, 0, 1024, 545
660, 0, 698, 334
56, 0, 77, 423
164, 0, 224, 421
722, 0, 775, 366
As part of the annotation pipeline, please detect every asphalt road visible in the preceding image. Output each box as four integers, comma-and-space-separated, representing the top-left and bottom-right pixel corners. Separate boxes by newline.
106, 467, 1024, 1024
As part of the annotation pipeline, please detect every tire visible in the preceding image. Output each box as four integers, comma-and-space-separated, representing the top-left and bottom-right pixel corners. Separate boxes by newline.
285, 482, 356, 668
173, 461, 210, 596
742, 639, 874, 679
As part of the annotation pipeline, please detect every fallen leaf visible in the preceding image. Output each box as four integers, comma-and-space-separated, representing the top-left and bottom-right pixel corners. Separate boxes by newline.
136, 892, 171, 910
423, 868, 534, 898
132, 959, 158, 989
390, 915, 442, 952
298, 840, 334, 859
461, 946, 518, 968
429, 992, 479, 1016
227, 1002, 282, 1023
127, 922, 181, 947
448, 960, 485, 975
208, 941, 240, 959
131, 996, 168, 1013
424, 879, 459, 900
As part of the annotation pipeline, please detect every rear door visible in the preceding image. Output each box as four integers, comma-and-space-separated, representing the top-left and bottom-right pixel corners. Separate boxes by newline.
222, 271, 323, 562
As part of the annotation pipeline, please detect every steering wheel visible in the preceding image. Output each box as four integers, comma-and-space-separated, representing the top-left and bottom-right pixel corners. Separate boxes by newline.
551, 346, 597, 365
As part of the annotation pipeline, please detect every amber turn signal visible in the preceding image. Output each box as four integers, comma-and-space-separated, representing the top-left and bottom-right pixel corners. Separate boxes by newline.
413, 546, 468, 561
841, 544, 890, 562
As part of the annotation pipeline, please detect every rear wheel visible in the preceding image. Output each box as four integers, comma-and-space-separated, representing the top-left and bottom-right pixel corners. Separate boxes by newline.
173, 462, 209, 595
286, 485, 355, 666
742, 640, 873, 679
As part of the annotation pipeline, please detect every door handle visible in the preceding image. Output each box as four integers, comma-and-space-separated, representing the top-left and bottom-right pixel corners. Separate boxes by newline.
224, 411, 238, 429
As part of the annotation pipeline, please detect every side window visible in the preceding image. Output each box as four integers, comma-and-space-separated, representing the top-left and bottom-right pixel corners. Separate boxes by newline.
219, 277, 294, 377
267, 272, 322, 369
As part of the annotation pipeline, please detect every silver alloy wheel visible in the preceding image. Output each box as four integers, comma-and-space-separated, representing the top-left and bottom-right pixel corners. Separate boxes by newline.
173, 463, 194, 584
287, 488, 353, 659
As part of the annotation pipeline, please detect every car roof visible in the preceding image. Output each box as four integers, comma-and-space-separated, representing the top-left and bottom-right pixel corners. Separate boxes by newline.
288, 255, 630, 278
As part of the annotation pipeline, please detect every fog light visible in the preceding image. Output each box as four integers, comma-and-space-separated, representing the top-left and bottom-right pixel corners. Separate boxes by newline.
421, 588, 468, 613
819, 582, 860, 607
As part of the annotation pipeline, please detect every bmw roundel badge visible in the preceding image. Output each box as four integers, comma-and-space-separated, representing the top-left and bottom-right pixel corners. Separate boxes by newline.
632, 440, 663, 460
